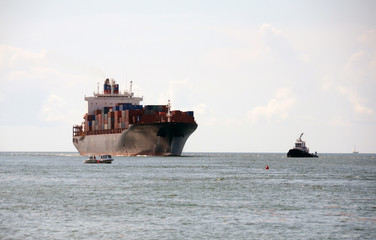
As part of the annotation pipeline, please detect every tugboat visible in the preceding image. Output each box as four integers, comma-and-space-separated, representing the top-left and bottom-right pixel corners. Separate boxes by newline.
287, 133, 318, 158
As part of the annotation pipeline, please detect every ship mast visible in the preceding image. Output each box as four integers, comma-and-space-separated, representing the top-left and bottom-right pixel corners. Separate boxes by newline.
167, 99, 171, 122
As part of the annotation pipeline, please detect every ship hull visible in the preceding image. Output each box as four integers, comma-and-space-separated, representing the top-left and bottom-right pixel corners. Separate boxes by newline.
287, 149, 318, 158
73, 122, 197, 156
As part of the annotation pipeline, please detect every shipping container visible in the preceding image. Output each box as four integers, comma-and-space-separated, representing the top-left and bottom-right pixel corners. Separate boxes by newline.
113, 84, 119, 94
108, 117, 111, 129
144, 105, 167, 112
185, 111, 194, 117
104, 107, 113, 114
171, 110, 181, 116
104, 84, 111, 94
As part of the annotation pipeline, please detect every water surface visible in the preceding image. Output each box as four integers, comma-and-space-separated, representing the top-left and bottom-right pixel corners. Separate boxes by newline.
1, 152, 375, 239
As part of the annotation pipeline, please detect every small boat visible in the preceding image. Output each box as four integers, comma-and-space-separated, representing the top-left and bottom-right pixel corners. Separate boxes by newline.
84, 155, 114, 164
287, 133, 318, 158
352, 145, 359, 154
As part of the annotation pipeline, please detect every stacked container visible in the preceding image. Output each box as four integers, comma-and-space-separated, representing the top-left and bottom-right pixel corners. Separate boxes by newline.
84, 104, 195, 134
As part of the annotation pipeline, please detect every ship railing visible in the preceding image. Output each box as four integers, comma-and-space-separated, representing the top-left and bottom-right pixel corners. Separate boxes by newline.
73, 125, 85, 137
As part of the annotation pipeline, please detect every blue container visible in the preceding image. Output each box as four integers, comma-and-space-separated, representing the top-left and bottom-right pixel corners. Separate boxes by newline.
186, 111, 194, 117
104, 84, 111, 91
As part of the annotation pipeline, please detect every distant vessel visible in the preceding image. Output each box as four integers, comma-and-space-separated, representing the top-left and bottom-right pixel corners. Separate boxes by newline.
84, 155, 114, 164
73, 78, 197, 156
287, 133, 318, 158
352, 145, 359, 154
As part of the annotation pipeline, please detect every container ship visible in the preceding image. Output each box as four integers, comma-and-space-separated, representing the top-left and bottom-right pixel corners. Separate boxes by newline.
73, 78, 197, 156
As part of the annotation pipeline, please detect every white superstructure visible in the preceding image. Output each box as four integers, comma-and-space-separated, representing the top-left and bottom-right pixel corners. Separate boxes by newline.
293, 133, 309, 153
85, 79, 143, 115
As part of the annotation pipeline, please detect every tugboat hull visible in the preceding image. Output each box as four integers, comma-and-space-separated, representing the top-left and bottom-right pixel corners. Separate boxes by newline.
287, 149, 318, 158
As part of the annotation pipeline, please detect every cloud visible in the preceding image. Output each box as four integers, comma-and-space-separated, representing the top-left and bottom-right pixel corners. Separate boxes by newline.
346, 30, 376, 84
158, 78, 195, 109
336, 86, 374, 115
0, 45, 46, 70
260, 23, 284, 36
248, 87, 296, 123
0, 44, 102, 126
357, 29, 376, 50
322, 29, 376, 120
344, 50, 375, 82
40, 94, 68, 123
260, 24, 297, 62
321, 75, 334, 91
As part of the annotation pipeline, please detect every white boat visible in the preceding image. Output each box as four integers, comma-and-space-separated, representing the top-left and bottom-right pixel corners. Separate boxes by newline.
352, 145, 359, 154
84, 155, 114, 164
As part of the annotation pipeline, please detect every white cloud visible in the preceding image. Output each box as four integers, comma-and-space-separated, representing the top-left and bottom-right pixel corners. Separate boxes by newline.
336, 86, 374, 115
321, 29, 376, 121
260, 23, 297, 62
345, 30, 376, 84
41, 94, 68, 122
344, 50, 375, 82
248, 88, 296, 123
0, 45, 102, 127
157, 78, 195, 109
260, 24, 284, 36
321, 75, 334, 91
0, 45, 46, 70
357, 29, 376, 50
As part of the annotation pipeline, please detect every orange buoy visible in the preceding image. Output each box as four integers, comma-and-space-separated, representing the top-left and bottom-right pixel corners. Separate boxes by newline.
265, 165, 269, 170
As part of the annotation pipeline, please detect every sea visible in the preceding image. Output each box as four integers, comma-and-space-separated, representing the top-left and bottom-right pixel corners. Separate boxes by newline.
1, 152, 375, 239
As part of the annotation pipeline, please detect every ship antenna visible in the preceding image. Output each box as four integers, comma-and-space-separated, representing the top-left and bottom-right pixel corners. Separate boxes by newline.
130, 81, 133, 96
125, 72, 128, 93
97, 82, 99, 94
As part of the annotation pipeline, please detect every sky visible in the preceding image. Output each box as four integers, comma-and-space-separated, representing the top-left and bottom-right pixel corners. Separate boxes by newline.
0, 0, 375, 153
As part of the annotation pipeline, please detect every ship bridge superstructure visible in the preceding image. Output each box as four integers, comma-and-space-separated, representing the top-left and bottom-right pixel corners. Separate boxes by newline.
85, 78, 143, 115
294, 133, 309, 153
